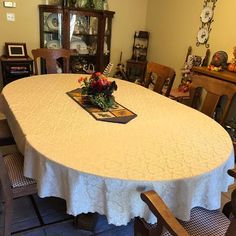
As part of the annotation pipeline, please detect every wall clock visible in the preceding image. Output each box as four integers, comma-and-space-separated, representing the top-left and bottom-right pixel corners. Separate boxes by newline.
196, 0, 217, 48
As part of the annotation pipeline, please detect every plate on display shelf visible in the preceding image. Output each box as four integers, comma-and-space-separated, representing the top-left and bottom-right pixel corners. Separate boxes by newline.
46, 13, 60, 31
46, 40, 62, 49
70, 40, 89, 54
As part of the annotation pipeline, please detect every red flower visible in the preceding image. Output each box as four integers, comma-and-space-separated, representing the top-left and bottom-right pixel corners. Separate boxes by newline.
78, 77, 85, 83
95, 72, 102, 77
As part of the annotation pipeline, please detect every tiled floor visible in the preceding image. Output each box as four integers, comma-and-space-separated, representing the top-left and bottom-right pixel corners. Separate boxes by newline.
0, 161, 234, 236
0, 191, 134, 236
0, 125, 235, 235
0, 143, 134, 236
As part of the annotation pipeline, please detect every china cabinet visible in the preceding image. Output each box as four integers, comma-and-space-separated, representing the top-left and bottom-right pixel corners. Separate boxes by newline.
39, 5, 115, 73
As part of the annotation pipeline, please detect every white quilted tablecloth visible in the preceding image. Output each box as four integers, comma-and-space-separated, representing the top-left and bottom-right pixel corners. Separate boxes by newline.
0, 74, 234, 226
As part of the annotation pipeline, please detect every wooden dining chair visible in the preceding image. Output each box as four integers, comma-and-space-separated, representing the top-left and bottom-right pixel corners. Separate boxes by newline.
31, 48, 71, 75
189, 74, 236, 125
0, 119, 15, 146
134, 186, 236, 235
0, 151, 74, 236
0, 152, 37, 236
144, 62, 176, 97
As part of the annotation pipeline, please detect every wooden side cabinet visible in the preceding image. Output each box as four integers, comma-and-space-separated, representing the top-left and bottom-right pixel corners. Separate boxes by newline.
0, 56, 33, 86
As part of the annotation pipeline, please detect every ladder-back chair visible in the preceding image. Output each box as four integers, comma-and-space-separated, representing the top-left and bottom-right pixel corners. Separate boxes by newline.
189, 74, 236, 125
144, 62, 176, 97
134, 181, 236, 236
31, 48, 71, 75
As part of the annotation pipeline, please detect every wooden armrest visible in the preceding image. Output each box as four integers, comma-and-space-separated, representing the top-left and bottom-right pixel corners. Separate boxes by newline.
228, 168, 236, 179
226, 218, 236, 236
141, 190, 189, 236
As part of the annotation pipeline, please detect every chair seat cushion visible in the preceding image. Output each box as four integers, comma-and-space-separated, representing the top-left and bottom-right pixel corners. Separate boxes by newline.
162, 207, 230, 236
4, 152, 36, 188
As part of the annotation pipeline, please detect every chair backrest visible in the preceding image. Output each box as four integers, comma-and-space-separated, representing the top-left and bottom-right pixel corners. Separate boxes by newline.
189, 74, 236, 125
144, 62, 176, 97
134, 189, 236, 236
31, 48, 71, 75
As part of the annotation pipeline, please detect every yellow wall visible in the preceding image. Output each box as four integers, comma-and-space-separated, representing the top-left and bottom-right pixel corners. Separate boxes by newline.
109, 0, 148, 64
146, 0, 236, 87
0, 0, 147, 73
1, 0, 236, 88
0, 0, 44, 55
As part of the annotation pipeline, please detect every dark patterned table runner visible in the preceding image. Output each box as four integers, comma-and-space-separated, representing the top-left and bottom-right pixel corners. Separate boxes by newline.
67, 88, 137, 124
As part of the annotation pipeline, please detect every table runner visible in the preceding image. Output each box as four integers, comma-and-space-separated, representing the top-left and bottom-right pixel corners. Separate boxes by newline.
67, 88, 137, 124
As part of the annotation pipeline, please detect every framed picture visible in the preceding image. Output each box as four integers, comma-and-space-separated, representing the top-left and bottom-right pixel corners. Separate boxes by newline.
5, 42, 28, 58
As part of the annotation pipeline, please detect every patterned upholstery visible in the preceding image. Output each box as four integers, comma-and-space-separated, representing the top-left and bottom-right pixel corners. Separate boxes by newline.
4, 152, 36, 188
162, 207, 230, 236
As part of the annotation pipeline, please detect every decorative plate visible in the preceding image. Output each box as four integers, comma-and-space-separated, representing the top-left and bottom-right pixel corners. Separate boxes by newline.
197, 28, 209, 44
46, 40, 62, 49
46, 13, 59, 31
70, 40, 88, 54
200, 6, 213, 23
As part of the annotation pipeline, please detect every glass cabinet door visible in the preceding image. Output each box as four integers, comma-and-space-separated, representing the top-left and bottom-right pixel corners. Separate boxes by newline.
39, 5, 114, 74
103, 16, 112, 68
69, 12, 99, 73
42, 11, 63, 49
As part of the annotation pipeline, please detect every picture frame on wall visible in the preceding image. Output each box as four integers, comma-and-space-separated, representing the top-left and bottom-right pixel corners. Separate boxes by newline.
5, 42, 28, 58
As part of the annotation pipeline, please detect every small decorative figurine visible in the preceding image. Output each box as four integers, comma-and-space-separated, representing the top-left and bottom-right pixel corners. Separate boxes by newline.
227, 47, 236, 73
208, 51, 228, 71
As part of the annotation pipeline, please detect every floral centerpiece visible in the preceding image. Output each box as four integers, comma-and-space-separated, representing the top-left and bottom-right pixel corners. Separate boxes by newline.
78, 72, 117, 111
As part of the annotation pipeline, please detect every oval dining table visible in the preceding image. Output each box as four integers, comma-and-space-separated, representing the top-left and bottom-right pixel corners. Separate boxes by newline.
0, 74, 234, 226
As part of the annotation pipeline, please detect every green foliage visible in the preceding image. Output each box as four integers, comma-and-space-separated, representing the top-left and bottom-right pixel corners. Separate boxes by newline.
79, 72, 117, 111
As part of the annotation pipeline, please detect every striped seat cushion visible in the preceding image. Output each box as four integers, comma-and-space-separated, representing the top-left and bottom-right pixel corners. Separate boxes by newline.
4, 152, 36, 188
162, 207, 230, 236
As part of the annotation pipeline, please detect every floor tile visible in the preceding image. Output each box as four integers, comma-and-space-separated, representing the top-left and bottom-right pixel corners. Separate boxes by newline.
32, 195, 72, 224
44, 222, 92, 236
94, 221, 134, 236
1, 166, 235, 236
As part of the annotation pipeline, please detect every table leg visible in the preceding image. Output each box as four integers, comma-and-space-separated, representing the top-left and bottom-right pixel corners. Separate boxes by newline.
74, 212, 99, 232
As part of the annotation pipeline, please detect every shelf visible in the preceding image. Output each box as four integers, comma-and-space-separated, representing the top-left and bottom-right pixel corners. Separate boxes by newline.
73, 33, 98, 36
9, 71, 30, 74
70, 54, 97, 57
43, 30, 59, 34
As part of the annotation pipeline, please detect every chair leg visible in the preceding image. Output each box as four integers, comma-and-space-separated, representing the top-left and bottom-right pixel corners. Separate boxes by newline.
3, 196, 13, 236
74, 212, 98, 232
223, 201, 232, 218
134, 217, 163, 236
